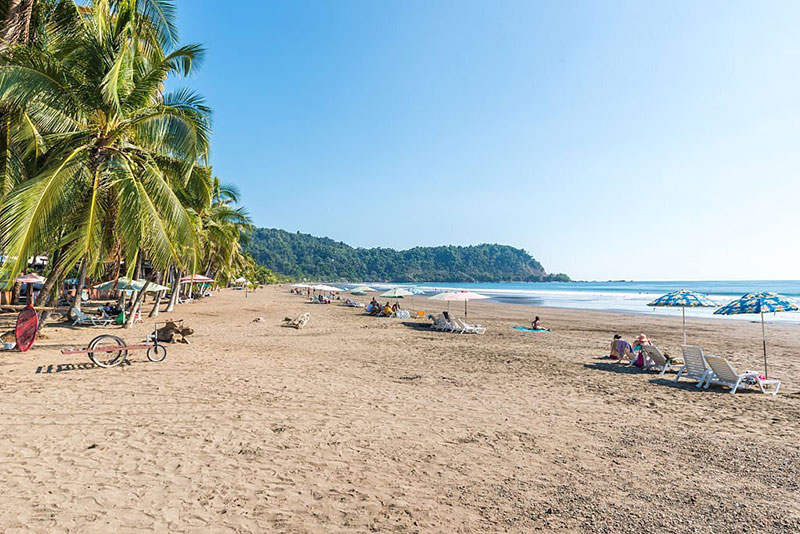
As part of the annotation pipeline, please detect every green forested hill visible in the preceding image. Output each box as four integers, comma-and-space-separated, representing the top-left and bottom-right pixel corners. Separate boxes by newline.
245, 228, 570, 283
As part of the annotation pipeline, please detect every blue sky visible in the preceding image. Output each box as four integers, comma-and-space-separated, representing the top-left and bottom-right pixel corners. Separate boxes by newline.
174, 0, 800, 281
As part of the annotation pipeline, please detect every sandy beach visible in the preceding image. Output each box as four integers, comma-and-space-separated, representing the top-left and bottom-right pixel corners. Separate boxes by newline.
1, 287, 799, 533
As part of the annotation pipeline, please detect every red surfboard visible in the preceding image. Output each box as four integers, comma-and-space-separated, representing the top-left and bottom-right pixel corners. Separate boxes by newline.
15, 306, 38, 352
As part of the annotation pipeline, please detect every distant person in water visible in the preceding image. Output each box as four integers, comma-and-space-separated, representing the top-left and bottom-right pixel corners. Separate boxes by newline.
531, 316, 549, 331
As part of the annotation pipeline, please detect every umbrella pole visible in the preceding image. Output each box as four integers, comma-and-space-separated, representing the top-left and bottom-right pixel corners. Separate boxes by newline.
465, 300, 468, 317
761, 311, 768, 378
682, 306, 686, 345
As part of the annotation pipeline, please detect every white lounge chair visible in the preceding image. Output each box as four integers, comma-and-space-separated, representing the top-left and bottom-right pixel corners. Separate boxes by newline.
433, 314, 457, 332
71, 308, 114, 327
702, 355, 780, 395
674, 345, 715, 388
642, 345, 682, 376
453, 316, 486, 334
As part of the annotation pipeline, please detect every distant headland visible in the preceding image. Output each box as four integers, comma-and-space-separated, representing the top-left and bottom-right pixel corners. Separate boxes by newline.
245, 228, 570, 283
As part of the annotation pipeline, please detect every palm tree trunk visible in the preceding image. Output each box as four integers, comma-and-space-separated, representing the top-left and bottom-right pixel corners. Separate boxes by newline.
36, 263, 66, 330
72, 257, 88, 313
148, 271, 162, 317
0, 0, 31, 51
166, 267, 180, 312
124, 271, 154, 329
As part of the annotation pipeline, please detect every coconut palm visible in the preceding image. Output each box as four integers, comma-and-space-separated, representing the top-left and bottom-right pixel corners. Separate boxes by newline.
0, 0, 210, 317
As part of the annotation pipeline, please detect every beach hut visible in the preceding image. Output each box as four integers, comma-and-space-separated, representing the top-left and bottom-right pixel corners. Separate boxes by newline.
713, 292, 799, 378
647, 289, 717, 344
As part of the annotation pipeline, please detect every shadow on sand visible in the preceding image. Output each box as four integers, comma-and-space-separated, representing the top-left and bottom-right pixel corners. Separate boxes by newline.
584, 360, 645, 376
400, 321, 435, 332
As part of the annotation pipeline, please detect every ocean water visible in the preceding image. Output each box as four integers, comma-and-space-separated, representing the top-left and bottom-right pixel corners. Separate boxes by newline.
354, 280, 800, 323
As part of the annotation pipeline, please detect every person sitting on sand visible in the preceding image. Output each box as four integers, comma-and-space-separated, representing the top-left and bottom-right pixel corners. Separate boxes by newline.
615, 337, 635, 365
531, 316, 549, 331
609, 334, 622, 359
391, 302, 400, 313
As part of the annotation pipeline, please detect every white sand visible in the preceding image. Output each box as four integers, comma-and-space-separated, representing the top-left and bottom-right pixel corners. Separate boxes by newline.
0, 287, 798, 532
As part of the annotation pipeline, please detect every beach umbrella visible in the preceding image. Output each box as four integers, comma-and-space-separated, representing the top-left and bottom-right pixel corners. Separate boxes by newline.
134, 280, 170, 292
181, 274, 214, 283
430, 290, 490, 317
351, 285, 377, 293
16, 273, 45, 306
314, 284, 345, 292
648, 289, 718, 344
380, 288, 413, 298
428, 290, 458, 312
94, 277, 138, 291
713, 292, 799, 378
16, 273, 46, 284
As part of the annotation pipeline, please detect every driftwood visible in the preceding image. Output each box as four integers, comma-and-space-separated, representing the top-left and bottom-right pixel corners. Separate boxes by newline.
282, 312, 310, 329
155, 320, 194, 344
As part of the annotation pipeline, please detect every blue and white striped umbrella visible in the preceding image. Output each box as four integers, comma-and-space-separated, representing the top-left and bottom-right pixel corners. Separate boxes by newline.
648, 289, 717, 344
714, 292, 799, 378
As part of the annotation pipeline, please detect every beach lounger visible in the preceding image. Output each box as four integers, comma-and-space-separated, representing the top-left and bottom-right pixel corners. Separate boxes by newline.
702, 355, 780, 395
641, 345, 682, 375
71, 308, 115, 327
441, 312, 461, 332
674, 345, 715, 387
453, 316, 486, 334
432, 314, 454, 331
395, 310, 411, 319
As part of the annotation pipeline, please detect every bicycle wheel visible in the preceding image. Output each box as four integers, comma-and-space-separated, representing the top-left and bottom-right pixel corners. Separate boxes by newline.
146, 344, 167, 362
87, 335, 128, 368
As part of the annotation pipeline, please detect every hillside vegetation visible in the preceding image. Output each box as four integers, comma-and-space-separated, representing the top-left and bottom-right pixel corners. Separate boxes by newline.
246, 229, 570, 283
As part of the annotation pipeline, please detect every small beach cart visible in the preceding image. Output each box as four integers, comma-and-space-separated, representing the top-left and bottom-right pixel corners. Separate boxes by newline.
61, 325, 167, 368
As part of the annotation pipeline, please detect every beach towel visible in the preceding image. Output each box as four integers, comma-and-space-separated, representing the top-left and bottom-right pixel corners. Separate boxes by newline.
511, 326, 549, 333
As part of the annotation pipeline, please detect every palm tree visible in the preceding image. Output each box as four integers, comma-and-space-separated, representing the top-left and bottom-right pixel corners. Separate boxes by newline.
0, 0, 210, 321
